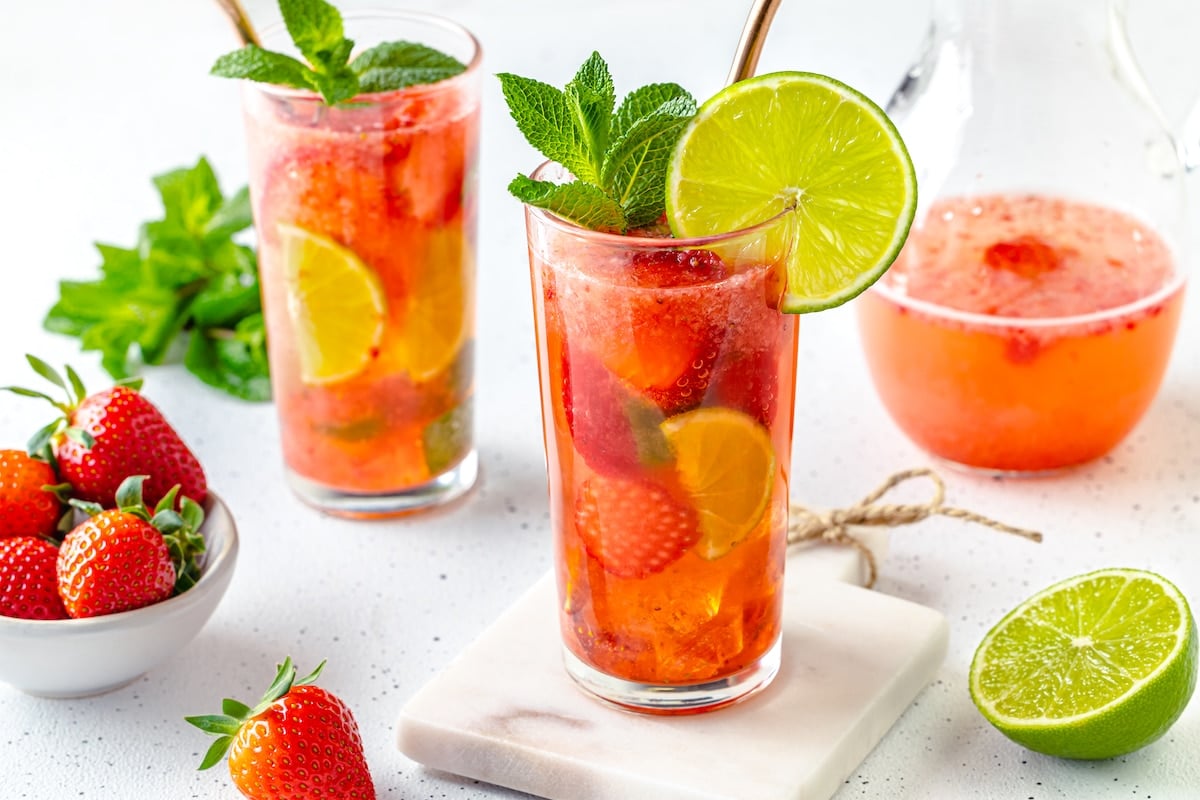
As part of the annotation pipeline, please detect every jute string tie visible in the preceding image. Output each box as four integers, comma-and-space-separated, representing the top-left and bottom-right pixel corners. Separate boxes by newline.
788, 468, 1044, 588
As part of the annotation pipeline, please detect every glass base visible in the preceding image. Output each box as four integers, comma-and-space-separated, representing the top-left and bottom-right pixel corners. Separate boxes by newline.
929, 451, 1090, 479
562, 635, 781, 715
285, 450, 479, 518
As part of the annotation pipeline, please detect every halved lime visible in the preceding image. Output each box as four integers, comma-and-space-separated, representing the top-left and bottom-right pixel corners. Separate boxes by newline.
970, 568, 1197, 760
665, 72, 917, 313
278, 224, 387, 384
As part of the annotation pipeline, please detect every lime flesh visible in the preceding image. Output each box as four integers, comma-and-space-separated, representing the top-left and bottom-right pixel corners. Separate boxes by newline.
969, 568, 1197, 760
278, 224, 387, 385
666, 71, 917, 313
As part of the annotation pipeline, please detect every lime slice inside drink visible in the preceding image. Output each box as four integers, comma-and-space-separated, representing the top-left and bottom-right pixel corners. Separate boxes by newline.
660, 407, 775, 560
278, 224, 387, 385
666, 72, 917, 313
969, 568, 1197, 760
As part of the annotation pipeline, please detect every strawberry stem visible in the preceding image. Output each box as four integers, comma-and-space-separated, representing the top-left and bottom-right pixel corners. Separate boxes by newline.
101, 475, 208, 593
185, 657, 329, 771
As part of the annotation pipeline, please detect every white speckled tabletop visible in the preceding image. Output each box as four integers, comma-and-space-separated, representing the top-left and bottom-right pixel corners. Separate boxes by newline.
2, 1, 1198, 798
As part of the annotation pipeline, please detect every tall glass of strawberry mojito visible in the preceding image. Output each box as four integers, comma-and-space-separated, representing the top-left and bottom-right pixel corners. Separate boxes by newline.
242, 12, 480, 515
527, 165, 799, 712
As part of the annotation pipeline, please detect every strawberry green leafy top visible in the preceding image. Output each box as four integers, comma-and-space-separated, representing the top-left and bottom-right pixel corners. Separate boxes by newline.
211, 0, 466, 105
500, 52, 697, 233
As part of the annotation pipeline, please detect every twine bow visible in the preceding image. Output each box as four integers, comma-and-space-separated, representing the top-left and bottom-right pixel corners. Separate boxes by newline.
788, 468, 1043, 588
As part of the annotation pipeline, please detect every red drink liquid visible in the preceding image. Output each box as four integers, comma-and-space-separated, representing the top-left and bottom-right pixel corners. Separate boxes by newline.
858, 194, 1185, 472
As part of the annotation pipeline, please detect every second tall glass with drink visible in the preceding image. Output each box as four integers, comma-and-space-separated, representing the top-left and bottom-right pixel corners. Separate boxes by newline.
243, 11, 481, 515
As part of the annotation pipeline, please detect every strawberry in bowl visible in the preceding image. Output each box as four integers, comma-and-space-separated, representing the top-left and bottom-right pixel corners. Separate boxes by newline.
6, 355, 206, 508
0, 357, 237, 697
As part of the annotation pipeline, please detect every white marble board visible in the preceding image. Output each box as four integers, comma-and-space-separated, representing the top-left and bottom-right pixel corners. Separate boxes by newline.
397, 533, 948, 800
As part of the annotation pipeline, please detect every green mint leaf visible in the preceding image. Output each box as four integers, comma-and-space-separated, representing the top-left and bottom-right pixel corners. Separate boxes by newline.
188, 267, 262, 329
351, 41, 466, 93
564, 52, 615, 177
203, 187, 253, 241
279, 0, 345, 66
508, 175, 626, 233
612, 83, 696, 141
154, 158, 223, 236
356, 67, 454, 94
46, 281, 178, 372
184, 316, 271, 402
423, 397, 473, 475
95, 244, 142, 290
322, 38, 355, 72
81, 284, 183, 368
211, 45, 315, 92
77, 317, 141, 379
44, 279, 118, 338
602, 98, 695, 228
139, 222, 209, 287
502, 54, 698, 233
46, 157, 267, 400
307, 66, 360, 105
351, 40, 464, 73
498, 72, 598, 185
205, 240, 258, 278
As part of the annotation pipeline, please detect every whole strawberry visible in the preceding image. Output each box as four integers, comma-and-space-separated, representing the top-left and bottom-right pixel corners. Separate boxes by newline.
0, 448, 64, 538
187, 658, 376, 800
58, 475, 206, 618
0, 536, 68, 620
5, 355, 207, 508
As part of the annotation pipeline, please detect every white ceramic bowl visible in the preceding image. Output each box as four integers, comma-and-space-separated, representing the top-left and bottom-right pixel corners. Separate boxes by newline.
0, 492, 238, 698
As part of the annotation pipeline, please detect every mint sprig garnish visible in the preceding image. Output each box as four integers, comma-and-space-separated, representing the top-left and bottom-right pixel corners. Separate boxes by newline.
500, 52, 697, 232
43, 158, 271, 402
211, 0, 467, 105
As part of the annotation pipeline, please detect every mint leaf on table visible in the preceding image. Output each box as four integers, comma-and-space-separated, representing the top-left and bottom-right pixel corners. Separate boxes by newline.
211, 0, 465, 105
43, 157, 271, 402
184, 314, 272, 402
500, 52, 697, 232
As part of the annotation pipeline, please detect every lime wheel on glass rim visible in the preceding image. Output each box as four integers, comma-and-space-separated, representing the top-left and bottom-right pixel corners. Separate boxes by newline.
666, 71, 917, 312
969, 568, 1197, 760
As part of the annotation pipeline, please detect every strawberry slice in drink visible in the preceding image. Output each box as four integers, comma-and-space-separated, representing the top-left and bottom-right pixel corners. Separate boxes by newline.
618, 250, 729, 416
574, 475, 701, 579
561, 349, 673, 476
628, 249, 727, 288
708, 347, 781, 427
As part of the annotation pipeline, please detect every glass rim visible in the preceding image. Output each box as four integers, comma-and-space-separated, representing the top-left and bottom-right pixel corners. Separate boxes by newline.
248, 9, 482, 104
524, 160, 792, 248
868, 267, 1187, 328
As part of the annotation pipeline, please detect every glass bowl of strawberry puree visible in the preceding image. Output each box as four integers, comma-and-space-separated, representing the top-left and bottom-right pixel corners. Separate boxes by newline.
856, 193, 1187, 474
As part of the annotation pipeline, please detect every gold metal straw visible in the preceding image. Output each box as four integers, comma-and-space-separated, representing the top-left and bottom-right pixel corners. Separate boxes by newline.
214, 0, 262, 47
726, 0, 785, 85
